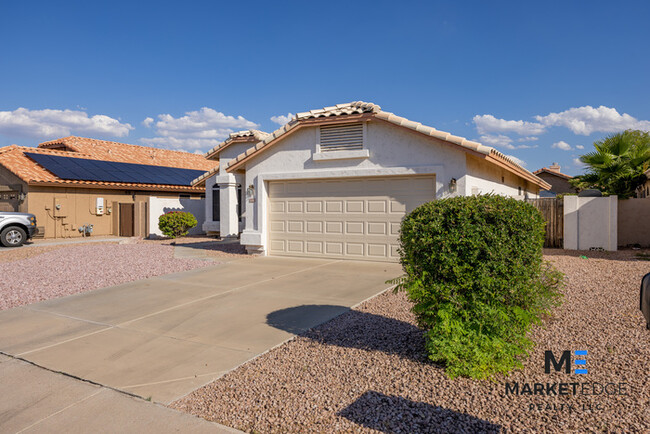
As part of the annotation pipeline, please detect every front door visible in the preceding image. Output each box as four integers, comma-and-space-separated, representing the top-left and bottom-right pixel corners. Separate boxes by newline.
119, 203, 134, 237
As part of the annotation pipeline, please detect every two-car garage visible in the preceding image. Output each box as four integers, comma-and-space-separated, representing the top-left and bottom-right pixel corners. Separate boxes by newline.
267, 176, 436, 262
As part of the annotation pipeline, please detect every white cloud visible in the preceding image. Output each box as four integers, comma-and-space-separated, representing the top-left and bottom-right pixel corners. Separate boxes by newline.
479, 134, 514, 148
0, 107, 133, 139
573, 158, 587, 168
505, 155, 527, 167
479, 134, 537, 150
518, 136, 538, 142
141, 107, 258, 151
576, 144, 585, 150
474, 106, 650, 143
270, 113, 294, 125
551, 141, 572, 151
473, 114, 546, 135
142, 117, 154, 128
536, 105, 650, 135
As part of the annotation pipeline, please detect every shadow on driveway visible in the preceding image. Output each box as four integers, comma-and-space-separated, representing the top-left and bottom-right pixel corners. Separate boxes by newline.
266, 305, 427, 362
339, 391, 501, 433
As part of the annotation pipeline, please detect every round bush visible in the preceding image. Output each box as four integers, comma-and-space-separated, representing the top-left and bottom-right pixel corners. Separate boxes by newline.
396, 195, 563, 379
158, 211, 197, 238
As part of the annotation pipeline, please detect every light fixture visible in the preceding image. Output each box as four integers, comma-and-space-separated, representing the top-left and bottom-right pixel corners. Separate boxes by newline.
18, 192, 26, 202
449, 178, 457, 193
246, 184, 255, 199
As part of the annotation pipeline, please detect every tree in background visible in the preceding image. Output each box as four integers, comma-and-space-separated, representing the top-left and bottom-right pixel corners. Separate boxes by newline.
570, 130, 650, 199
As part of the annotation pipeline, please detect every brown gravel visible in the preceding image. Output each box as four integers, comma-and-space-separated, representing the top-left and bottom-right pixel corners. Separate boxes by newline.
0, 242, 117, 264
171, 249, 650, 433
0, 243, 219, 311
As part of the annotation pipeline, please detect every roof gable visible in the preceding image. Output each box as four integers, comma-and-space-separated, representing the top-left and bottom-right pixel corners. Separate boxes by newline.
222, 102, 551, 190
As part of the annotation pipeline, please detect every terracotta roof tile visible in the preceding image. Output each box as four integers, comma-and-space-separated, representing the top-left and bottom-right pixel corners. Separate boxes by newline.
221, 101, 551, 190
0, 137, 217, 192
38, 136, 216, 171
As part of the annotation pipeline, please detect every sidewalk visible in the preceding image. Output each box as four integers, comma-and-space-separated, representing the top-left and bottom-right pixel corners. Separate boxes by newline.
0, 353, 240, 434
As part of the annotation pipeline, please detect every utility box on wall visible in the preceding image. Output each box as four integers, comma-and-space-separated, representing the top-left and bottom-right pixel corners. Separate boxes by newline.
564, 195, 618, 251
96, 197, 105, 215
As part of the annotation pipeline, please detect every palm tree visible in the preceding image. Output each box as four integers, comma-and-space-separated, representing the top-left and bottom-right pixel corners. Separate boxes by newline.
570, 130, 650, 198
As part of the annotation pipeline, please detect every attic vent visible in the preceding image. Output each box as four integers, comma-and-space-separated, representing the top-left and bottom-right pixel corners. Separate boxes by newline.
319, 123, 363, 152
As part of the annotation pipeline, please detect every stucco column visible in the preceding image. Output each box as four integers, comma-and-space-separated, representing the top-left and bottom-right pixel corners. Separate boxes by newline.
216, 173, 239, 239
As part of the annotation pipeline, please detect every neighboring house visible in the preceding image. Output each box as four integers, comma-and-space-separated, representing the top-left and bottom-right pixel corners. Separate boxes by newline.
533, 163, 575, 197
193, 101, 551, 262
0, 136, 217, 239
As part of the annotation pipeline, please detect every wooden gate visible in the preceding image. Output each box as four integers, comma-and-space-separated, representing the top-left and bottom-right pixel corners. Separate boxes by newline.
119, 203, 134, 237
525, 198, 564, 248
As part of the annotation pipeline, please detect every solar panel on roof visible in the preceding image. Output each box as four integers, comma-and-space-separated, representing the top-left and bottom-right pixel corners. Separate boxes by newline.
25, 153, 206, 186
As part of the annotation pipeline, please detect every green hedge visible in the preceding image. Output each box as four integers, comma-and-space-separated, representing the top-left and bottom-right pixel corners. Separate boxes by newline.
158, 211, 197, 238
395, 195, 563, 379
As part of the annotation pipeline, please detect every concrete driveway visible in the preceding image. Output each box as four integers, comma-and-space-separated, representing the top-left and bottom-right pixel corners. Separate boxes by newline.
0, 256, 400, 405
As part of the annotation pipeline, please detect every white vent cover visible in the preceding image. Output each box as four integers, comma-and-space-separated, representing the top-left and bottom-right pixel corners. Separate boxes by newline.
319, 123, 363, 152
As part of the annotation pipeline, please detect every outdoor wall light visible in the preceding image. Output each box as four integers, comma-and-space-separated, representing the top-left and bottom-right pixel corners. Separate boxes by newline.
246, 184, 255, 198
449, 178, 457, 193
18, 192, 26, 202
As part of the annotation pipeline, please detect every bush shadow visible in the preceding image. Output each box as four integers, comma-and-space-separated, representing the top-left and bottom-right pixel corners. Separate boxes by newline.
266, 305, 428, 363
339, 391, 501, 433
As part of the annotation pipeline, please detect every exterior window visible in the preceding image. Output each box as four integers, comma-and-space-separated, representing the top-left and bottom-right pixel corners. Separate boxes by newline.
319, 123, 363, 152
212, 185, 220, 221
518, 186, 522, 196
237, 184, 243, 222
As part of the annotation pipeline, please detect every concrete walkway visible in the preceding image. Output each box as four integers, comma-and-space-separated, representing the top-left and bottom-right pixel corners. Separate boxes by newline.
0, 354, 238, 433
0, 257, 400, 410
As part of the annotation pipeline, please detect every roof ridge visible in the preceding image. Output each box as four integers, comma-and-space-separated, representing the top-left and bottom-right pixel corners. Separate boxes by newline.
222, 101, 550, 190
38, 136, 204, 156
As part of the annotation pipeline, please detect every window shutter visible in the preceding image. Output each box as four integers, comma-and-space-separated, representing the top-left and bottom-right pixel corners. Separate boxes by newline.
319, 123, 363, 152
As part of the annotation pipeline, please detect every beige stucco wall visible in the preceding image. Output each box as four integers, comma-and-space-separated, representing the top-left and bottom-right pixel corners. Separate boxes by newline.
26, 186, 186, 239
618, 198, 650, 247
0, 166, 29, 212
465, 154, 539, 198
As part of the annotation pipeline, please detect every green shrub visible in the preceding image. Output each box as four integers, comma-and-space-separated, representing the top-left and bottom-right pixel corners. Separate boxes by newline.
158, 211, 197, 238
394, 195, 563, 379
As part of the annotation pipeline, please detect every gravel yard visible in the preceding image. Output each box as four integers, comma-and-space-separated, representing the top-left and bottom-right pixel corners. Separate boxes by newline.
0, 241, 245, 311
172, 249, 650, 433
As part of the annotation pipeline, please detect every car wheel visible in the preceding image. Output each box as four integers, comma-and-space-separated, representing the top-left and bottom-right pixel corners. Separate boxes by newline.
1, 226, 27, 247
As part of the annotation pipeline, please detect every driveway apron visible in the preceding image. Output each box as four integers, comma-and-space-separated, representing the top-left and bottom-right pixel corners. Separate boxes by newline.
0, 257, 401, 404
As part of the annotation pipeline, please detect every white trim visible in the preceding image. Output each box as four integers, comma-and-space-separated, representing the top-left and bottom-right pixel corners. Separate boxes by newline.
313, 149, 369, 161
260, 165, 443, 182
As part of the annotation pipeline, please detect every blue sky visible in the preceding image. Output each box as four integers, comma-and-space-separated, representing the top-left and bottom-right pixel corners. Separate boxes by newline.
1, 1, 649, 175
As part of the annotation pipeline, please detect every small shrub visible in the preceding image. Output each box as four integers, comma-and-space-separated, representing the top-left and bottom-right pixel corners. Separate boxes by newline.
158, 211, 197, 238
394, 195, 563, 379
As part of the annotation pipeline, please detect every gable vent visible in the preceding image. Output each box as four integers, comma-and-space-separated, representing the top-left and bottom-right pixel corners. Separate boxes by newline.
319, 123, 363, 152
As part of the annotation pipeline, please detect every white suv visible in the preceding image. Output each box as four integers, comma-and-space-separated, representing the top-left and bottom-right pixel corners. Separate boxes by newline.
0, 212, 38, 247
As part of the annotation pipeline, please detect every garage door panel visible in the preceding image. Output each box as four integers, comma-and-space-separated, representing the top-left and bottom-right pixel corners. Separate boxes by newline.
268, 176, 435, 262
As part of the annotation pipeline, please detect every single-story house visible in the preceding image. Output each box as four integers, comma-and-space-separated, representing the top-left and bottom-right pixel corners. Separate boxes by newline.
193, 101, 551, 262
533, 163, 575, 197
0, 136, 217, 239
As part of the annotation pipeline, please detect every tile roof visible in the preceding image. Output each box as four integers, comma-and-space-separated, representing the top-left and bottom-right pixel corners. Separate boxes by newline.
533, 167, 574, 180
222, 102, 551, 190
0, 137, 217, 192
38, 136, 216, 171
204, 130, 270, 160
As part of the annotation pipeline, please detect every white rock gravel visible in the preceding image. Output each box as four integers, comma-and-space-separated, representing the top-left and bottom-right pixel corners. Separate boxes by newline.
0, 243, 216, 311
172, 250, 650, 433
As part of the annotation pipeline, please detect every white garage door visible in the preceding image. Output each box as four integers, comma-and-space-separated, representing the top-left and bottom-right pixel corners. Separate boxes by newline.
268, 176, 436, 262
